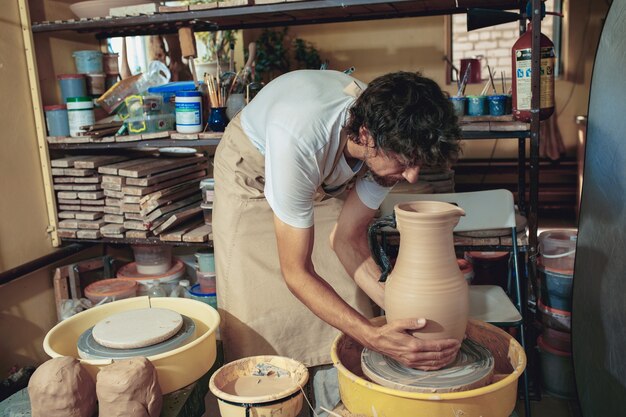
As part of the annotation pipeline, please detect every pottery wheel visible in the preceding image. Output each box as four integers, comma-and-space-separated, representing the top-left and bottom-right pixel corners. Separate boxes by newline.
92, 308, 183, 349
77, 315, 195, 360
361, 338, 494, 393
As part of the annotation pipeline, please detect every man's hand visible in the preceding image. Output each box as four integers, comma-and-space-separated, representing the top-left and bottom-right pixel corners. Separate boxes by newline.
368, 318, 461, 370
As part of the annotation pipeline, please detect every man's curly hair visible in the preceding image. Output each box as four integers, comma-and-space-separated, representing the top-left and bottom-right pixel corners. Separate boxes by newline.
346, 71, 461, 169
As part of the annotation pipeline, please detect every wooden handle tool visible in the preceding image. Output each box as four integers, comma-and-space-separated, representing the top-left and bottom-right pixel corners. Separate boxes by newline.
178, 26, 198, 86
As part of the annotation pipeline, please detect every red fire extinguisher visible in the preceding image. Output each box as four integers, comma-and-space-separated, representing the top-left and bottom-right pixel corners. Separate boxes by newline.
511, 21, 556, 122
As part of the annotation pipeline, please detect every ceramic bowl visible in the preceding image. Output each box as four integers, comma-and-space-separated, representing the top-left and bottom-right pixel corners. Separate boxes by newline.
69, 0, 151, 19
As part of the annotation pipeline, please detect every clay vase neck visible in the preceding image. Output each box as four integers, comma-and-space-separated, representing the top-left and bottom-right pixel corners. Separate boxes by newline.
384, 201, 469, 341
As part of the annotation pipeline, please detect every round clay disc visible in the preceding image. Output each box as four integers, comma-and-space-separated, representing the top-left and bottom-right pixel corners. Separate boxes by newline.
361, 338, 494, 393
77, 315, 195, 360
92, 308, 183, 349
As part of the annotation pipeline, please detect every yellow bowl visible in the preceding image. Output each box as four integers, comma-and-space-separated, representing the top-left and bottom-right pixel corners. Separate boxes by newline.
43, 296, 220, 394
331, 318, 526, 417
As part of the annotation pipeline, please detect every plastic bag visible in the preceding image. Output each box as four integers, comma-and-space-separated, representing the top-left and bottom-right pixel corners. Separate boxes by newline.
96, 60, 171, 114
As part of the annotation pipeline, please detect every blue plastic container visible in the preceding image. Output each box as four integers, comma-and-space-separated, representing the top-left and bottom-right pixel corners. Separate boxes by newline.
72, 50, 103, 74
449, 96, 466, 117
466, 95, 488, 116
539, 264, 573, 311
57, 74, 87, 103
188, 284, 217, 309
488, 94, 508, 116
44, 104, 70, 136
148, 81, 200, 114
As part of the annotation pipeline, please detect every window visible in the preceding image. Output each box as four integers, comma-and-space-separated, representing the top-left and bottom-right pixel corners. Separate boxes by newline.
449, 1, 562, 85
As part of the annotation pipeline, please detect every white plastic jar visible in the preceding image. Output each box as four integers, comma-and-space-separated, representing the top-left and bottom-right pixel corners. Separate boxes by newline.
175, 90, 203, 133
66, 97, 95, 137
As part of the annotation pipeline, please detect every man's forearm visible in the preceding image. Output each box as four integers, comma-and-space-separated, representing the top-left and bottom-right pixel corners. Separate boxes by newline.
331, 230, 385, 308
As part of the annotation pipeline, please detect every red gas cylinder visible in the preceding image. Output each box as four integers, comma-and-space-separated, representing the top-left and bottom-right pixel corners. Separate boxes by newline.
511, 22, 556, 122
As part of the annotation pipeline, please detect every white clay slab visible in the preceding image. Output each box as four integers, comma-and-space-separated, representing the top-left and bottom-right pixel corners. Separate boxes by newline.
92, 308, 183, 349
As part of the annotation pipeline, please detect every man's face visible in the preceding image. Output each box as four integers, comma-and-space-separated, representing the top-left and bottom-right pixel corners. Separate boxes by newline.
364, 150, 420, 187
359, 128, 420, 187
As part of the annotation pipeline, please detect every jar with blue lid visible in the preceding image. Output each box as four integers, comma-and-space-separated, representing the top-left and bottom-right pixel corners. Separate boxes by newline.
175, 90, 203, 134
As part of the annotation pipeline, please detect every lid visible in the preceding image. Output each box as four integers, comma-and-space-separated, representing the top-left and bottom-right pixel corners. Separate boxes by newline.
66, 96, 93, 102
466, 251, 509, 260
148, 81, 199, 94
189, 283, 216, 297
199, 178, 215, 189
537, 260, 574, 277
537, 335, 572, 357
537, 299, 571, 317
84, 278, 137, 297
176, 90, 202, 98
86, 73, 106, 78
44, 104, 67, 111
57, 73, 86, 79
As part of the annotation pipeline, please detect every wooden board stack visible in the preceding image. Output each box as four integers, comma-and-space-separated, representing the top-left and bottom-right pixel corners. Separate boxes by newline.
52, 155, 129, 239
97, 155, 209, 241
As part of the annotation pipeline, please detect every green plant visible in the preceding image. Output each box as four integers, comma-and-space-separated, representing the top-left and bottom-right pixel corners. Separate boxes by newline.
293, 38, 322, 70
195, 30, 236, 63
253, 28, 290, 83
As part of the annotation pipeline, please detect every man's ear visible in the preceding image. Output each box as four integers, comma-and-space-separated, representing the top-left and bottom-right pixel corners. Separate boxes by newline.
358, 126, 376, 148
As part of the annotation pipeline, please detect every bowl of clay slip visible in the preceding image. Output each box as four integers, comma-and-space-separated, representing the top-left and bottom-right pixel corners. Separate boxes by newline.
43, 296, 220, 394
332, 317, 526, 417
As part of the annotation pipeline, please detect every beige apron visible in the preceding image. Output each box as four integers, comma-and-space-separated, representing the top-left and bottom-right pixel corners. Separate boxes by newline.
213, 109, 374, 366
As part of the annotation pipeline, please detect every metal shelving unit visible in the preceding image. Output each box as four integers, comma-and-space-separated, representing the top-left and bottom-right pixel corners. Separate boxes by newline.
31, 0, 542, 294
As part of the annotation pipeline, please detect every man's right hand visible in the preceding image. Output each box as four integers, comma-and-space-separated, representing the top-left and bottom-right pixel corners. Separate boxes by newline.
367, 318, 461, 371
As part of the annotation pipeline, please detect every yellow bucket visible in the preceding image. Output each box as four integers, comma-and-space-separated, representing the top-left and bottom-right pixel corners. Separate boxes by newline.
209, 355, 309, 417
43, 296, 220, 394
331, 318, 526, 417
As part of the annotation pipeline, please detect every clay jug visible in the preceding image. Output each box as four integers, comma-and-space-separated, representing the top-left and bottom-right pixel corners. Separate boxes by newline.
369, 201, 469, 341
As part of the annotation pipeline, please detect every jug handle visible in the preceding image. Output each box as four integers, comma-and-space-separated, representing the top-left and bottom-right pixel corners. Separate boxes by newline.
367, 214, 396, 283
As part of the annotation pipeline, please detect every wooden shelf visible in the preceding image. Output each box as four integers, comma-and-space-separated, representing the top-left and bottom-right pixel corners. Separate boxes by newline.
47, 138, 221, 150
60, 237, 212, 247
31, 0, 521, 37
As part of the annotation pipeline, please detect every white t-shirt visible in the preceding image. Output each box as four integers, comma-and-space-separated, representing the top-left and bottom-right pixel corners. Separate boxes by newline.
240, 70, 391, 228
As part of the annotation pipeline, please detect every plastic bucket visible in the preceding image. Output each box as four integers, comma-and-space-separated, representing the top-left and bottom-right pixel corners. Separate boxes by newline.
57, 74, 87, 103
73, 50, 104, 74
537, 335, 577, 399
538, 263, 573, 311
538, 229, 577, 272
449, 96, 466, 117
464, 251, 509, 287
209, 355, 309, 417
457, 258, 474, 284
195, 249, 215, 273
538, 300, 571, 332
132, 244, 172, 275
488, 95, 508, 116
541, 326, 571, 352
188, 284, 217, 309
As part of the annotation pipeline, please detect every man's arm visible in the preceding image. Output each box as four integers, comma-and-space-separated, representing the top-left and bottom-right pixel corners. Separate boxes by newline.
329, 187, 386, 309
273, 214, 460, 370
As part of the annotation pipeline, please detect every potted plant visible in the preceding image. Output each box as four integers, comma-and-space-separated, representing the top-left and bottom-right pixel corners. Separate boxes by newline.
253, 28, 290, 83
292, 38, 322, 70
194, 30, 237, 79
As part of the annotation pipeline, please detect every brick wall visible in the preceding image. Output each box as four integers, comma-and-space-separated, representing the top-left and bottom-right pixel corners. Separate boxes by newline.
452, 2, 555, 90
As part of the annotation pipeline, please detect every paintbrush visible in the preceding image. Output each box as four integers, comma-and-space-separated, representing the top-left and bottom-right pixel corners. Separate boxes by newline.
487, 64, 497, 95
457, 62, 472, 97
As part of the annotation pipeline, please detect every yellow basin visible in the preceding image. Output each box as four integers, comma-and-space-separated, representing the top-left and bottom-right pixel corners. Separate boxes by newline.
43, 296, 220, 394
331, 318, 526, 417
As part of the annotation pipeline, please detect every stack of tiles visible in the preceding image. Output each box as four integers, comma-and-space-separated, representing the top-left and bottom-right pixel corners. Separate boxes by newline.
52, 155, 129, 239
97, 155, 208, 239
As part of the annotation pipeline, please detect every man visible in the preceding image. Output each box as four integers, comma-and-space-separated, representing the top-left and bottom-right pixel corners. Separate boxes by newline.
212, 70, 462, 412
